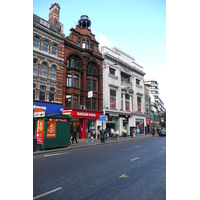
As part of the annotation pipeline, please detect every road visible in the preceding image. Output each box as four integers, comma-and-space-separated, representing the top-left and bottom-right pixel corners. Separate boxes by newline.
33, 136, 166, 200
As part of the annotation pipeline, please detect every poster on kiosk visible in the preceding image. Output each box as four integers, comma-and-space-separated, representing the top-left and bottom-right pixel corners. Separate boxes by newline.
35, 119, 44, 144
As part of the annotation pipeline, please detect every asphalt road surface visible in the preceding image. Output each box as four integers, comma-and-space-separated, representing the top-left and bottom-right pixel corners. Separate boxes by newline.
33, 136, 166, 200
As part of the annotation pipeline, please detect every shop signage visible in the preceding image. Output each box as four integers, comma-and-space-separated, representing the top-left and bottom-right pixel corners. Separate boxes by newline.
63, 110, 101, 119
33, 101, 63, 115
34, 112, 45, 118
49, 118, 67, 122
109, 114, 119, 117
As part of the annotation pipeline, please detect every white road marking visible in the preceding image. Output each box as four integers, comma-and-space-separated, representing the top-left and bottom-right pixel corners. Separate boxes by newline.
131, 157, 140, 161
44, 152, 69, 157
33, 187, 62, 199
124, 146, 141, 151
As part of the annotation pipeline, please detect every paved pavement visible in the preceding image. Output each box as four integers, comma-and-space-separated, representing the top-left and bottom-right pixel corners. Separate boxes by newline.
33, 134, 159, 155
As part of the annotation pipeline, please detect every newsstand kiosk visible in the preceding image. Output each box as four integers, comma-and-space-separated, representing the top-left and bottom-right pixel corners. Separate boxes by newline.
34, 114, 72, 150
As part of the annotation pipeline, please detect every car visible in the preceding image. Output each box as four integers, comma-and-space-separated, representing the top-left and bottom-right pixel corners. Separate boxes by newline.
159, 129, 166, 136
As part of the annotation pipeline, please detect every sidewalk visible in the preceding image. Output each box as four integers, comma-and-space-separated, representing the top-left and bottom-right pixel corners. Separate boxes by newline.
33, 134, 158, 155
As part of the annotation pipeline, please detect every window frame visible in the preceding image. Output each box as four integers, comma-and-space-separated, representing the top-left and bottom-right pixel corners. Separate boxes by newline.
73, 95, 79, 108
40, 85, 46, 101
86, 79, 91, 91
52, 44, 57, 56
49, 87, 55, 102
73, 74, 79, 88
42, 40, 49, 52
110, 90, 116, 109
50, 65, 56, 79
41, 63, 47, 77
33, 59, 37, 75
65, 94, 71, 108
66, 74, 72, 87
33, 36, 40, 48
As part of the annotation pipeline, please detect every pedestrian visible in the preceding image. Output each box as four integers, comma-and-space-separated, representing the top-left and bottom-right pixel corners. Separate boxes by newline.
111, 127, 114, 138
97, 128, 100, 139
104, 129, 107, 141
136, 127, 140, 137
124, 127, 127, 138
72, 129, 78, 144
133, 128, 136, 138
87, 130, 93, 142
100, 129, 104, 143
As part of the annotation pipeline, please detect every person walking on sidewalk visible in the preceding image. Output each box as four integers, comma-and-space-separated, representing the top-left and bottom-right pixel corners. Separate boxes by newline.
124, 127, 127, 138
87, 130, 93, 142
72, 129, 78, 144
136, 127, 140, 137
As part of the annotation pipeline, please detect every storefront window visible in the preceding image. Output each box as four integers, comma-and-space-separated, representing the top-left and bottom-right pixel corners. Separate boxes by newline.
136, 118, 144, 134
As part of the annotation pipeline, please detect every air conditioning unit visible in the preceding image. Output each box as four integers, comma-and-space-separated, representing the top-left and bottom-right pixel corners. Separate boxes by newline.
80, 105, 86, 109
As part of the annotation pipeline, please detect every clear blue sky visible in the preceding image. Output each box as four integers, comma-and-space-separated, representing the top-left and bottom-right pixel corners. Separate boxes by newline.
33, 0, 166, 107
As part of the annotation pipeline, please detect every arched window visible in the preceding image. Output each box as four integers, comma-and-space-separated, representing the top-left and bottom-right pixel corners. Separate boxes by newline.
33, 36, 39, 48
50, 65, 56, 79
71, 59, 75, 68
82, 39, 85, 48
33, 59, 37, 75
41, 63, 47, 77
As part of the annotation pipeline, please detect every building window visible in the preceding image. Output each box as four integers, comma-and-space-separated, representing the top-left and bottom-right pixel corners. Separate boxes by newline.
40, 85, 46, 101
86, 98, 91, 110
49, 87, 55, 102
86, 40, 89, 49
86, 79, 91, 91
90, 44, 92, 51
145, 95, 149, 114
33, 36, 39, 48
73, 95, 79, 108
78, 38, 80, 47
66, 74, 72, 87
65, 95, 71, 108
92, 80, 96, 91
41, 63, 47, 77
121, 93, 123, 110
33, 59, 37, 75
43, 40, 49, 52
110, 90, 116, 109
136, 79, 140, 85
33, 83, 36, 99
67, 60, 69, 68
71, 59, 75, 68
125, 94, 129, 111
82, 39, 85, 48
109, 68, 115, 75
74, 75, 79, 88
52, 44, 57, 55
92, 98, 96, 110
50, 65, 56, 79
137, 97, 141, 112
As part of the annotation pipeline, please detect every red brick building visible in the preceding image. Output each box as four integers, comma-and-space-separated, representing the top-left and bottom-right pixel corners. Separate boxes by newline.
63, 14, 104, 139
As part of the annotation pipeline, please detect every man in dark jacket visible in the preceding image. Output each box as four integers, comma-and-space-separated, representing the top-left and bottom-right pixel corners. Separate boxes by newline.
72, 129, 78, 144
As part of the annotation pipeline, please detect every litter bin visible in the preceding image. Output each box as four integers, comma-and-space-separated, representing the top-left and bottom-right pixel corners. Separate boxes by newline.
33, 138, 37, 152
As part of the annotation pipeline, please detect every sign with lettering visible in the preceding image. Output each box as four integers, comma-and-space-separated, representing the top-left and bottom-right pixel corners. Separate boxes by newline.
100, 115, 106, 121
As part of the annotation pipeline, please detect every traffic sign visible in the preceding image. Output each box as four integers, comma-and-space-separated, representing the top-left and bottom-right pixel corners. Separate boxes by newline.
99, 115, 106, 121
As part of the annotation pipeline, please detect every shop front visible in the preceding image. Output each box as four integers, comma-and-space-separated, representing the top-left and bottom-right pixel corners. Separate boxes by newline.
129, 113, 146, 134
33, 101, 64, 136
62, 109, 103, 139
105, 111, 130, 136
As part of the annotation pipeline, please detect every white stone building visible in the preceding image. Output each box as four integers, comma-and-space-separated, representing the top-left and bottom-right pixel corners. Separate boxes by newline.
101, 46, 146, 136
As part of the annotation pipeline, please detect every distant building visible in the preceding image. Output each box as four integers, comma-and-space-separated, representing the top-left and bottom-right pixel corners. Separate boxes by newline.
101, 46, 146, 135
144, 79, 166, 127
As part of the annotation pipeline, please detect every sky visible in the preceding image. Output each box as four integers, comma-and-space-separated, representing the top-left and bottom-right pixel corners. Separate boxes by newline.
33, 0, 166, 108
